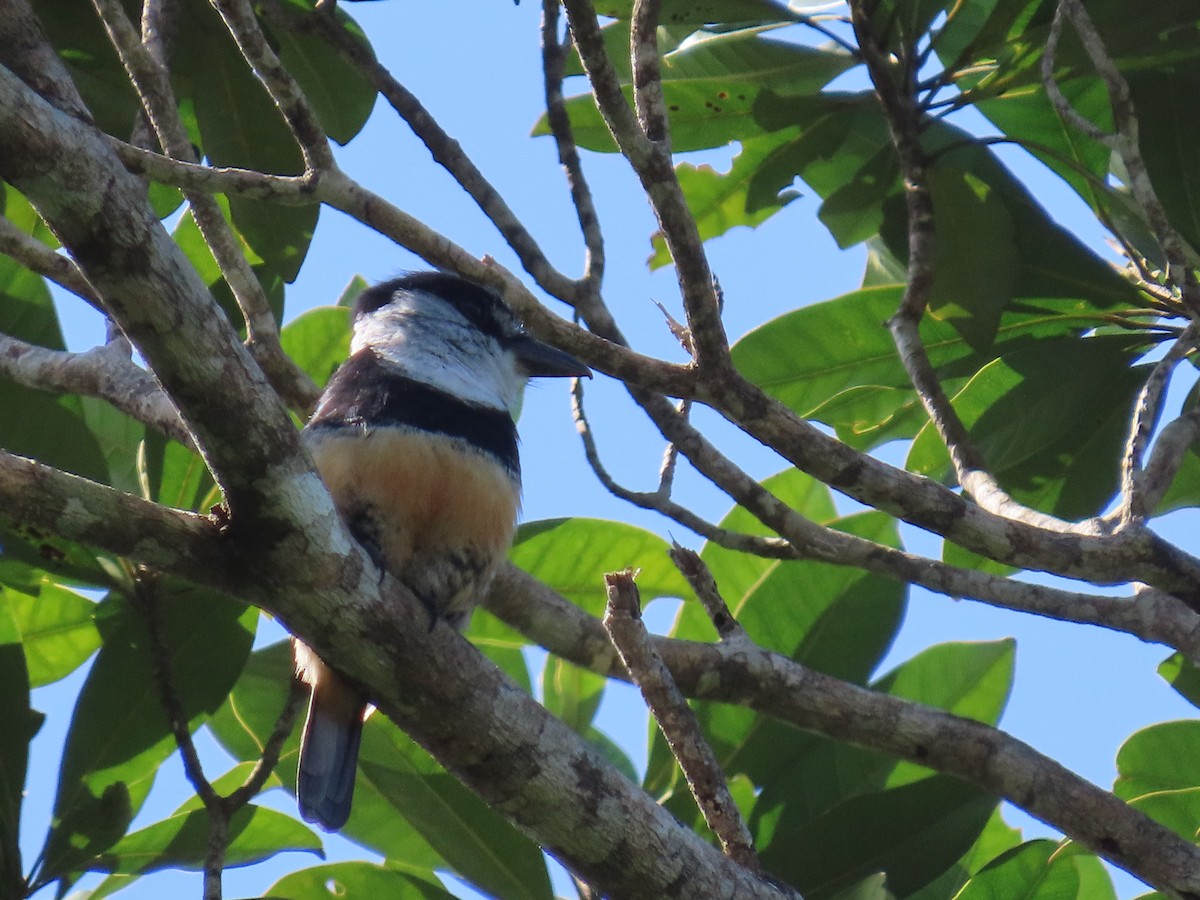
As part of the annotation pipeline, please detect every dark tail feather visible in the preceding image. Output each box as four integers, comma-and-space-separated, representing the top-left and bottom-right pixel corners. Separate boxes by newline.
297, 683, 364, 832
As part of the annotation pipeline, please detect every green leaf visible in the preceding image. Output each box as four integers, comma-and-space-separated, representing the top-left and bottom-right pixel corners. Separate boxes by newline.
267, 4, 377, 145
0, 592, 37, 900
926, 167, 1020, 350
955, 839, 1081, 899
1115, 720, 1200, 801
0, 255, 109, 483
1126, 788, 1200, 842
5, 582, 100, 688
906, 808, 1025, 900
268, 861, 458, 900
1158, 652, 1200, 711
650, 130, 803, 268
542, 656, 605, 735
357, 720, 553, 900
698, 467, 838, 615
29, 0, 140, 135
39, 586, 256, 886
757, 774, 997, 899
206, 643, 445, 873
140, 433, 218, 513
281, 306, 353, 389
536, 29, 855, 152
906, 335, 1149, 518
173, 0, 318, 282
1127, 66, 1200, 256
511, 518, 692, 617
87, 804, 321, 876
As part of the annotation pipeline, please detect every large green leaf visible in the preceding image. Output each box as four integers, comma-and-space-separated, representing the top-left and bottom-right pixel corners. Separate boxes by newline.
906, 335, 1149, 518
649, 129, 803, 268
510, 518, 692, 616
698, 467, 838, 617
281, 306, 353, 390
29, 0, 140, 135
86, 804, 321, 877
956, 839, 1080, 899
739, 640, 1012, 859
5, 583, 100, 688
267, 1, 377, 146
0, 592, 38, 900
649, 511, 907, 818
757, 774, 998, 899
268, 861, 458, 900
730, 284, 1123, 452
172, 0, 318, 283
925, 167, 1020, 350
38, 586, 256, 887
535, 28, 855, 152
0, 254, 109, 484
1114, 720, 1200, 801
357, 721, 553, 900
1127, 66, 1200, 256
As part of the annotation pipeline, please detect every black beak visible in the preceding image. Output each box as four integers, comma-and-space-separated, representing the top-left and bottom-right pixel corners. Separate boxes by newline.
512, 335, 592, 379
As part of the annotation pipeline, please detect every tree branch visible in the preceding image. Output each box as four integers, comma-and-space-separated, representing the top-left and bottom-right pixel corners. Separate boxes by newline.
485, 567, 1200, 897
540, 0, 605, 290
0, 330, 192, 446
91, 0, 318, 413
560, 0, 730, 373
603, 570, 760, 872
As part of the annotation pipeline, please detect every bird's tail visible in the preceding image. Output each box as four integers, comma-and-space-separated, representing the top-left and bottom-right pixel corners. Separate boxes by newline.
296, 656, 364, 832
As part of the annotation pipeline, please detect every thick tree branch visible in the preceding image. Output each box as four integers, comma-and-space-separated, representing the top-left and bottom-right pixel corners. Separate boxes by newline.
0, 36, 319, 524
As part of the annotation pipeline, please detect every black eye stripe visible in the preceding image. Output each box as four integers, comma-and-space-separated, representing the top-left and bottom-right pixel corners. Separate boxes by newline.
353, 272, 518, 341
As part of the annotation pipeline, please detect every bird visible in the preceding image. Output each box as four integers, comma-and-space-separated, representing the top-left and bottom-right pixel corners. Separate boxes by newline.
293, 270, 590, 831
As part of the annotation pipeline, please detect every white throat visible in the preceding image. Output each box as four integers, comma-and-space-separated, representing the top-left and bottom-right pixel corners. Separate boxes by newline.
352, 300, 526, 414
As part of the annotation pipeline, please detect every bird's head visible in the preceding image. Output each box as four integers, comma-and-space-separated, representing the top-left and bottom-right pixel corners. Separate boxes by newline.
350, 272, 590, 415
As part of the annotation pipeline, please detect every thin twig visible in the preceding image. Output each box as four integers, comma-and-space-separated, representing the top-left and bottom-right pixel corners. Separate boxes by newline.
1049, 0, 1200, 314
226, 677, 305, 807
131, 570, 224, 900
1117, 323, 1200, 524
540, 0, 605, 291
0, 216, 100, 307
602, 570, 759, 870
265, 0, 583, 308
668, 543, 746, 642
561, 0, 730, 373
571, 377, 783, 553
